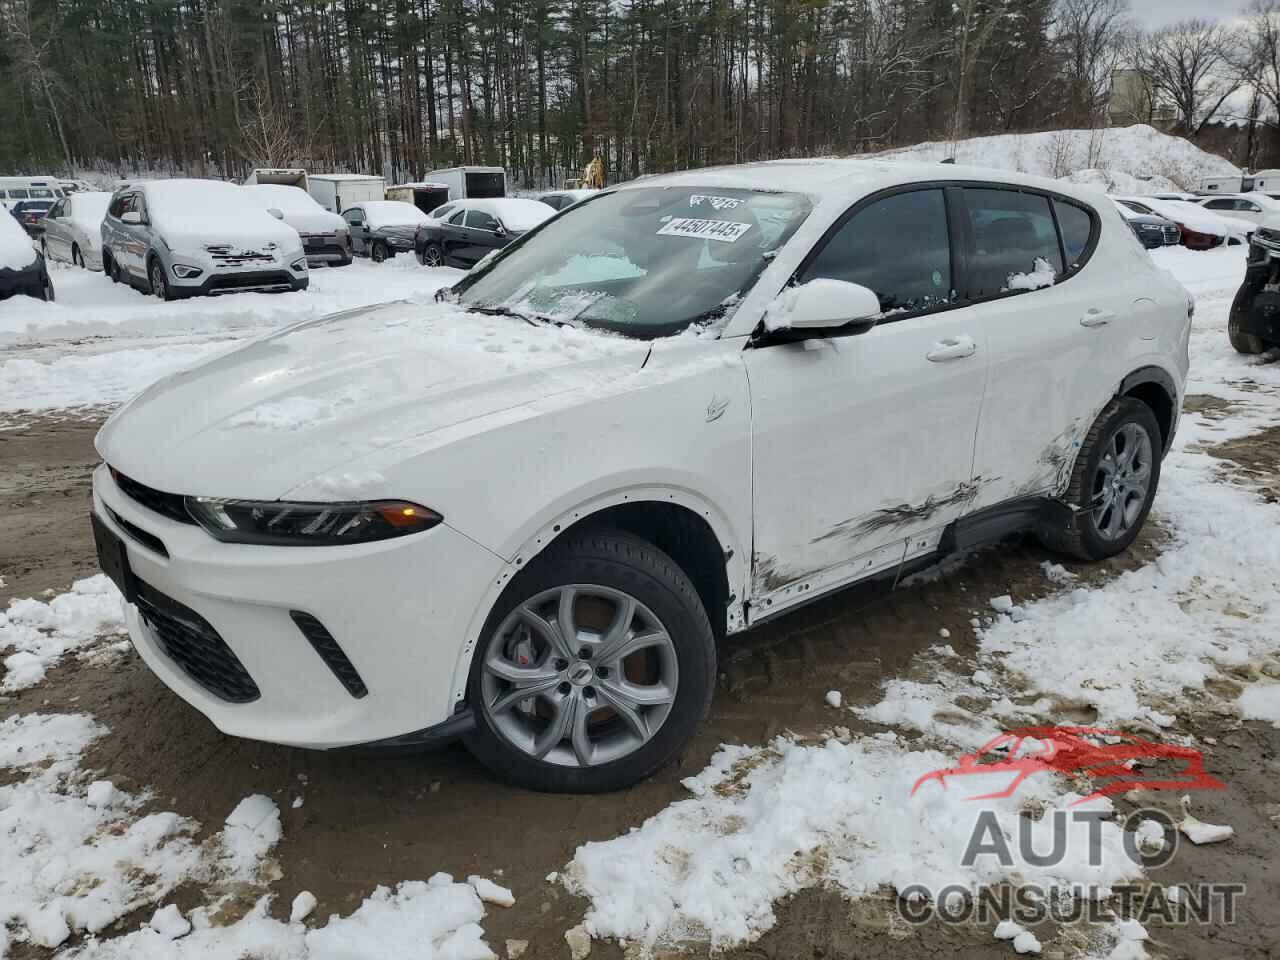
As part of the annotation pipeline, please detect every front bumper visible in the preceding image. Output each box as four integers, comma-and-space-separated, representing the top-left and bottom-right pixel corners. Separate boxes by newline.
92, 465, 507, 748
169, 269, 309, 297
0, 260, 49, 301
301, 234, 351, 266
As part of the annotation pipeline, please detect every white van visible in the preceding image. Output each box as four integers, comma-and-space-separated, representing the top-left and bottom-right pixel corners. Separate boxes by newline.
307, 174, 385, 214
1199, 176, 1244, 195
0, 176, 64, 209
424, 166, 506, 200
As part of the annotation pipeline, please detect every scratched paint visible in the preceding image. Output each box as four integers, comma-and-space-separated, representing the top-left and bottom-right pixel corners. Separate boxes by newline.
814, 478, 987, 544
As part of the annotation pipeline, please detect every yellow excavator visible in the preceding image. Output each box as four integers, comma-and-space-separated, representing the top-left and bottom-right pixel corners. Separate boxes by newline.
564, 156, 605, 190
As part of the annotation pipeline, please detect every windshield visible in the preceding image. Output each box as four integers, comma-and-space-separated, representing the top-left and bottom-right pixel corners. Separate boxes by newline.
455, 186, 811, 338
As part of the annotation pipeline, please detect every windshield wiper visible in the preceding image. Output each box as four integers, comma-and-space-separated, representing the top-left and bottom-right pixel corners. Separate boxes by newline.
465, 304, 541, 328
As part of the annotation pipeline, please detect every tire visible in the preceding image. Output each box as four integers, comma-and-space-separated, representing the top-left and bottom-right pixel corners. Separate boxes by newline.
41, 273, 54, 303
105, 254, 120, 284
464, 525, 716, 793
1228, 288, 1267, 355
148, 258, 174, 301
72, 245, 84, 269
1037, 397, 1163, 561
40, 239, 47, 258
421, 243, 444, 268
371, 242, 389, 263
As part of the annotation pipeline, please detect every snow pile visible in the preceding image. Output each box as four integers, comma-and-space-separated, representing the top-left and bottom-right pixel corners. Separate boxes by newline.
1060, 169, 1180, 197
62, 877, 498, 960
218, 795, 284, 882
0, 714, 203, 949
563, 734, 1140, 950
0, 574, 125, 690
879, 125, 1238, 190
1007, 258, 1057, 292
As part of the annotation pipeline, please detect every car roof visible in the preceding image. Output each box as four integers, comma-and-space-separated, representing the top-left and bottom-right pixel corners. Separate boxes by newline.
614, 158, 1101, 207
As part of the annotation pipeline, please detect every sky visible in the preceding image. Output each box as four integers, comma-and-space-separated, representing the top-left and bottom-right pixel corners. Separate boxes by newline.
1127, 0, 1244, 29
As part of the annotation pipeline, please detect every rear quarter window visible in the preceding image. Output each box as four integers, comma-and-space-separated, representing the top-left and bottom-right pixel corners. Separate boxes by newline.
1054, 200, 1096, 270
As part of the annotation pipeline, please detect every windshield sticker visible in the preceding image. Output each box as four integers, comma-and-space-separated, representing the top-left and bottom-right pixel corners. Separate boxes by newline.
657, 217, 752, 242
690, 194, 744, 211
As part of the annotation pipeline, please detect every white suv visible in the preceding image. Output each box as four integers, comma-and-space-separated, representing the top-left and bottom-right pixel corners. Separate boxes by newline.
91, 162, 1191, 792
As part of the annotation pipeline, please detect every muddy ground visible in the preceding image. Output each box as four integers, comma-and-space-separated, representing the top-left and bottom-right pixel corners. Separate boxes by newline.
1, 408, 1277, 960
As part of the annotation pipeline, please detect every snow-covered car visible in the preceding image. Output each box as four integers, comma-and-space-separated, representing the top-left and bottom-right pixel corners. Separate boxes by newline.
0, 210, 53, 301
41, 191, 112, 270
414, 198, 554, 268
1114, 197, 1251, 250
244, 184, 352, 267
101, 180, 309, 299
12, 199, 54, 238
340, 200, 429, 261
1197, 193, 1280, 226
535, 189, 597, 211
92, 162, 1189, 791
1111, 201, 1180, 249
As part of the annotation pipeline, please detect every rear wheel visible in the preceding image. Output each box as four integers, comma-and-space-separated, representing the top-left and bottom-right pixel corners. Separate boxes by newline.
421, 243, 444, 267
371, 242, 390, 263
465, 526, 715, 793
1038, 397, 1162, 561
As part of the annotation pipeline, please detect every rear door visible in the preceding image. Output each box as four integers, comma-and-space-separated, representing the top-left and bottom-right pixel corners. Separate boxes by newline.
963, 187, 1141, 508
44, 198, 69, 260
438, 207, 471, 266
745, 186, 989, 616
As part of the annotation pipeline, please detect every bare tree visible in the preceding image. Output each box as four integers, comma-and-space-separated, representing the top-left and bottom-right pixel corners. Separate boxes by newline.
1240, 0, 1280, 129
1138, 19, 1244, 136
1054, 0, 1132, 128
0, 0, 71, 169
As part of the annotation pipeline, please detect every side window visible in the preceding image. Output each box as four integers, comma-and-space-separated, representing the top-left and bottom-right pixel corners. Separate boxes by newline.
133, 194, 148, 222
447, 209, 466, 225
466, 208, 500, 231
1053, 200, 1095, 270
10, 188, 30, 200
1203, 199, 1232, 212
343, 207, 364, 225
1243, 200, 1262, 213
431, 204, 454, 219
108, 195, 126, 218
799, 188, 952, 316
49, 199, 66, 218
962, 189, 1063, 299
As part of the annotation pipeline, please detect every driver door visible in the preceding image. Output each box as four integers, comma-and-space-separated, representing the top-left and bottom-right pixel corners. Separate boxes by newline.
744, 187, 988, 618
342, 207, 368, 255
460, 207, 503, 266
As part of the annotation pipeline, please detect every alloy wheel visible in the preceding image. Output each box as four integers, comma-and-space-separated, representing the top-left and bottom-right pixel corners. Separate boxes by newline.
150, 261, 167, 300
424, 245, 443, 267
1090, 422, 1153, 541
479, 584, 679, 768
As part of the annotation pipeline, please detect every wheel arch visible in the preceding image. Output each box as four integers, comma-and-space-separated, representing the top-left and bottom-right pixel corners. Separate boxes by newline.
1117, 365, 1178, 454
445, 485, 748, 711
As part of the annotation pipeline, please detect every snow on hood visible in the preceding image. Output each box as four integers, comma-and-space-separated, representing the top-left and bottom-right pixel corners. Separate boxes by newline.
145, 180, 301, 252
1128, 197, 1249, 237
0, 212, 37, 270
362, 201, 430, 230
96, 300, 650, 499
482, 199, 555, 232
243, 184, 346, 235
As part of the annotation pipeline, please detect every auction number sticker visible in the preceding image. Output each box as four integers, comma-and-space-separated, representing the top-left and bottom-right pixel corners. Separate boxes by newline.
657, 217, 752, 242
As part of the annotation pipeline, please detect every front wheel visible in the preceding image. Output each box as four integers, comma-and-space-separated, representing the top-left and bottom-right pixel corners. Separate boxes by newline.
149, 259, 174, 301
1038, 397, 1162, 561
464, 526, 716, 793
72, 245, 84, 269
1228, 287, 1268, 355
370, 242, 389, 263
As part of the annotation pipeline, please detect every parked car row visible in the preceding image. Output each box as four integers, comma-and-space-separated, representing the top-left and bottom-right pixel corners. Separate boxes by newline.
1112, 195, 1253, 251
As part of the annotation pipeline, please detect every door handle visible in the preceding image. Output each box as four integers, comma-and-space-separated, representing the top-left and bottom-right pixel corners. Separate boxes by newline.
926, 336, 977, 362
1080, 308, 1117, 328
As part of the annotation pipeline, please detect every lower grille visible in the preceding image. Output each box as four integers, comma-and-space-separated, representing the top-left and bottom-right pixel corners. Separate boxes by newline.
290, 611, 368, 698
135, 580, 260, 703
208, 271, 294, 292
107, 507, 168, 557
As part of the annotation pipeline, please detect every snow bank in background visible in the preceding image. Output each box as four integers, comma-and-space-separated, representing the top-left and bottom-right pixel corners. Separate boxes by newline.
1061, 169, 1180, 197
565, 733, 1138, 950
63, 878, 498, 960
0, 575, 125, 690
879, 125, 1238, 190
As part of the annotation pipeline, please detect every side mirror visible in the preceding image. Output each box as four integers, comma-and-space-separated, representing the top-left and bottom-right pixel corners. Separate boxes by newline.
267, 207, 285, 220
120, 211, 142, 225
765, 278, 881, 334
493, 224, 506, 237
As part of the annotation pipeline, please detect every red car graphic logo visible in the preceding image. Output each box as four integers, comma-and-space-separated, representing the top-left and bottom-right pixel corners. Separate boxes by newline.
911, 726, 1225, 805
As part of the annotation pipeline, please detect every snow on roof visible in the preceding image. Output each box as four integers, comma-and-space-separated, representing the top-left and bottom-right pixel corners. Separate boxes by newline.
309, 174, 386, 182
466, 197, 555, 231
389, 182, 451, 190
359, 200, 430, 229
0, 211, 38, 270
68, 191, 112, 233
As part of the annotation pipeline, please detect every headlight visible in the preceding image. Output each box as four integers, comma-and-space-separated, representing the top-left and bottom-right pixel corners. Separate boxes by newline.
184, 497, 441, 545
171, 263, 203, 278
1138, 224, 1162, 232
291, 258, 307, 272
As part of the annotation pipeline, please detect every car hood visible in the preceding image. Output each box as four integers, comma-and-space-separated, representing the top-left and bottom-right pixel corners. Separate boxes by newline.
281, 210, 347, 235
161, 219, 302, 254
96, 300, 651, 500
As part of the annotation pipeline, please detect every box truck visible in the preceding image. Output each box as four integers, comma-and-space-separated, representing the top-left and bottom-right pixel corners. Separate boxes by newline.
385, 181, 452, 214
424, 166, 506, 200
244, 168, 309, 190
308, 174, 386, 213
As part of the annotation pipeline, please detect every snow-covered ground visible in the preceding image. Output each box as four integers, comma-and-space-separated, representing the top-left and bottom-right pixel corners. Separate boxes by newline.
1, 239, 1275, 958
0, 258, 461, 420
